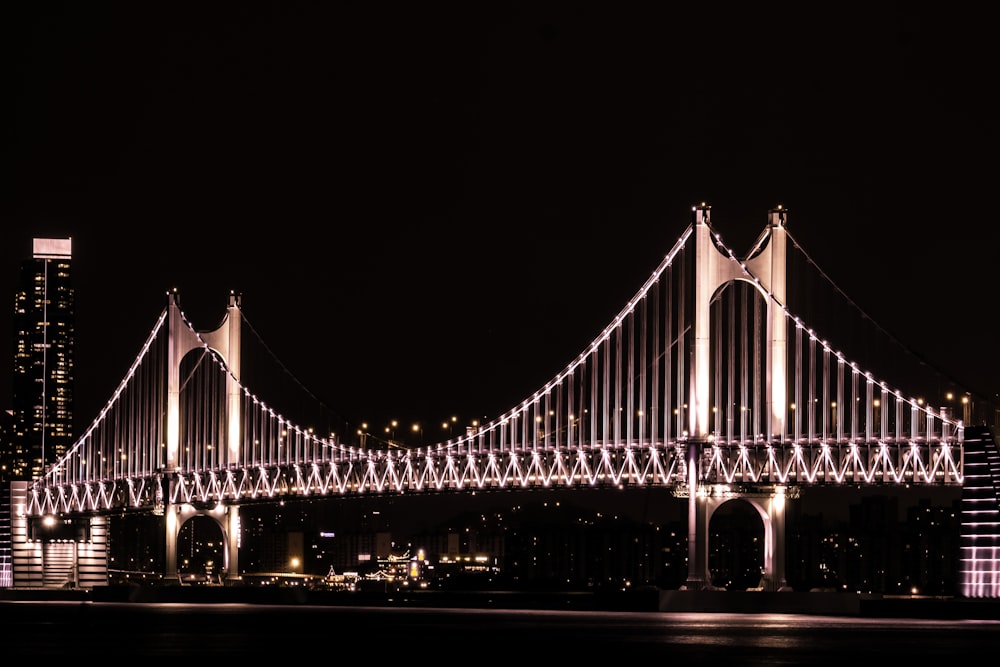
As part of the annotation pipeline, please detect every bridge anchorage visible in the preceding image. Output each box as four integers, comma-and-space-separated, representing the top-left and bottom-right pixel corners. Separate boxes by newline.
5, 205, 999, 597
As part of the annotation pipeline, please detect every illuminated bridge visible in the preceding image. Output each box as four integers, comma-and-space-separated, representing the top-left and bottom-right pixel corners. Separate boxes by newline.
5, 205, 999, 596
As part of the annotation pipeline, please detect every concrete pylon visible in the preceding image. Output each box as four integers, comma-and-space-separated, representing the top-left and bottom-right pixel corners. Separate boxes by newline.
162, 290, 242, 585
683, 204, 791, 591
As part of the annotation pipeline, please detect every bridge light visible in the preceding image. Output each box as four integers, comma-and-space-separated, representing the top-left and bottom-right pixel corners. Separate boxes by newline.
773, 487, 786, 512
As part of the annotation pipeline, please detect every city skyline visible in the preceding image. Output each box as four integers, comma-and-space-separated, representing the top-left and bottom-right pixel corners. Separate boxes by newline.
5, 5, 997, 443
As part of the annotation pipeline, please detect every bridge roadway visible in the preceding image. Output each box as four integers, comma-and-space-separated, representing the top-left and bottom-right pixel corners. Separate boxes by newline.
26, 435, 962, 516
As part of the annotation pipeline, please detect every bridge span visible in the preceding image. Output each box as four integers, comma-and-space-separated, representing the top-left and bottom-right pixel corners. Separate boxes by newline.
5, 204, 998, 596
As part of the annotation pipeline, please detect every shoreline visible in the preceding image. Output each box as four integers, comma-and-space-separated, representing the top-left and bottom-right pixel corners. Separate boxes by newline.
4, 585, 1000, 619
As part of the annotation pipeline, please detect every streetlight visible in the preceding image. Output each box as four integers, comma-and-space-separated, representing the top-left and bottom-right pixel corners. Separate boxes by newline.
385, 420, 398, 443
412, 423, 422, 445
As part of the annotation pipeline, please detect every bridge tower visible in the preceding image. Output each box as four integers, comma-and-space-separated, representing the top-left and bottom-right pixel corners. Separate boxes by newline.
684, 204, 791, 591
162, 289, 242, 584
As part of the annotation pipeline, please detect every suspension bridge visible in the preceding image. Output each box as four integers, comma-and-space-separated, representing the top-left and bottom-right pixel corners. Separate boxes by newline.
5, 204, 999, 596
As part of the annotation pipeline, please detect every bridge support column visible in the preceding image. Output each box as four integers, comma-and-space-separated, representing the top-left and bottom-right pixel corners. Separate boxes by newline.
163, 503, 180, 585
764, 488, 790, 592
682, 440, 711, 590
224, 505, 241, 585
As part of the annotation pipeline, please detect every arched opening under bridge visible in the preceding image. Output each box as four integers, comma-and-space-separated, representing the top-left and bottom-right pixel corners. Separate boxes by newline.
709, 498, 765, 590
177, 514, 228, 584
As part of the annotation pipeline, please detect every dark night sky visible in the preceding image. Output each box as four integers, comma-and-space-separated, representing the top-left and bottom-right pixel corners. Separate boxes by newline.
3, 4, 997, 463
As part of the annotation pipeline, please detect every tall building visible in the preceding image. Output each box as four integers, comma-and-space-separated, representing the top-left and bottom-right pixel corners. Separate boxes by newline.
8, 237, 75, 481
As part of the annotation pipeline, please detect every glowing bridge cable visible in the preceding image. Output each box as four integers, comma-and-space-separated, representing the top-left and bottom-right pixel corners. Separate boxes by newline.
41, 306, 169, 485
467, 225, 692, 449
738, 238, 963, 444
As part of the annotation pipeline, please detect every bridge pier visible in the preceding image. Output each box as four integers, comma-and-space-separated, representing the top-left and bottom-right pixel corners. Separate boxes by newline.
683, 478, 793, 592
163, 502, 240, 585
683, 440, 710, 591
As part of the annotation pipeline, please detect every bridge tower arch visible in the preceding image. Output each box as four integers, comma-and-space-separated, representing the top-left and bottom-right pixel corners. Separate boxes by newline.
697, 490, 789, 591
684, 204, 792, 591
162, 289, 242, 585
173, 505, 233, 581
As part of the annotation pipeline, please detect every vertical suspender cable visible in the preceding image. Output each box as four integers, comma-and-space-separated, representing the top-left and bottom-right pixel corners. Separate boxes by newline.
727, 287, 736, 444
602, 336, 610, 448
614, 326, 621, 448
639, 294, 647, 447
794, 323, 802, 443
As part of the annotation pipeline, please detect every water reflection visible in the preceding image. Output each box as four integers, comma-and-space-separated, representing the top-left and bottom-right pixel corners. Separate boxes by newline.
6, 603, 1000, 660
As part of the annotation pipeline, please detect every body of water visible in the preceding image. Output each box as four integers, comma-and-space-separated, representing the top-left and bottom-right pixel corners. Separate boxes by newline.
5, 600, 1000, 662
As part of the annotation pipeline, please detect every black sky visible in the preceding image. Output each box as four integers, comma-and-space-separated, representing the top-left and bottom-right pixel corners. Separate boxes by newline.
3, 4, 997, 448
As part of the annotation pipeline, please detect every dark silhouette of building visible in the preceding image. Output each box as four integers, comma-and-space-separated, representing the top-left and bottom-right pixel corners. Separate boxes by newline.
903, 498, 960, 595
95, 485, 973, 594
708, 500, 766, 590
7, 237, 75, 481
785, 509, 840, 591
0, 410, 14, 482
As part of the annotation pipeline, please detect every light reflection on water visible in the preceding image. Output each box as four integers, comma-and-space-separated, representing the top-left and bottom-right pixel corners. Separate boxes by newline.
6, 602, 1000, 660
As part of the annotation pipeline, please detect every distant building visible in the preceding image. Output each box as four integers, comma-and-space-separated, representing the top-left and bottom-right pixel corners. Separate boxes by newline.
0, 410, 14, 482
7, 238, 75, 481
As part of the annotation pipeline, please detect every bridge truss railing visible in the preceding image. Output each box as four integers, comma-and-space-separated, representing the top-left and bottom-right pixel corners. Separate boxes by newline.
25, 438, 962, 516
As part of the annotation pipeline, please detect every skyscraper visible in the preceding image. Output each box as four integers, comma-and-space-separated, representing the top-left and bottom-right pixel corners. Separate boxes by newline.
8, 237, 75, 481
